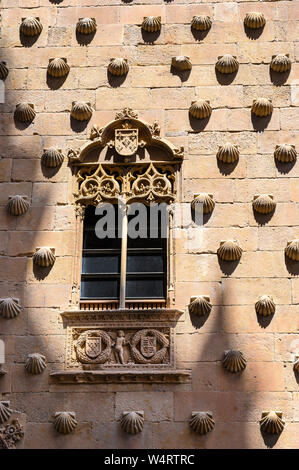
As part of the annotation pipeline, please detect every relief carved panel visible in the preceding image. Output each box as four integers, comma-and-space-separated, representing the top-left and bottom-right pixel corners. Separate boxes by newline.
67, 325, 173, 370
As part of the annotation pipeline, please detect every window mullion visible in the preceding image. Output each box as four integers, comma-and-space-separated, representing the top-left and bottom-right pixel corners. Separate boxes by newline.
119, 200, 128, 309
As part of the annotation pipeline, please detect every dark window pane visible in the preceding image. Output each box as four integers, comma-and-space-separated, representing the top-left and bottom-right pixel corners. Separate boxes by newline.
126, 278, 165, 299
82, 254, 120, 274
127, 254, 164, 273
81, 278, 119, 299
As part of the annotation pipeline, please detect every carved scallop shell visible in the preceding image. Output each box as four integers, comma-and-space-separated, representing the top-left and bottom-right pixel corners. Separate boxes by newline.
191, 15, 212, 31
20, 17, 43, 36
274, 144, 297, 163
141, 17, 161, 33
108, 58, 129, 76
270, 54, 291, 73
216, 55, 239, 74
0, 402, 12, 424
41, 148, 64, 168
223, 350, 247, 373
120, 411, 144, 434
7, 195, 30, 216
244, 12, 266, 29
189, 412, 215, 435
0, 61, 9, 80
285, 239, 299, 261
252, 194, 276, 214
188, 296, 212, 316
217, 143, 239, 163
191, 193, 215, 214
0, 298, 21, 319
33, 247, 56, 267
47, 58, 70, 78
217, 240, 242, 261
260, 411, 284, 434
25, 353, 46, 375
255, 295, 276, 316
189, 100, 212, 119
171, 56, 192, 71
54, 412, 77, 434
252, 98, 273, 117
14, 102, 36, 123
294, 357, 299, 373
76, 18, 97, 35
71, 101, 93, 121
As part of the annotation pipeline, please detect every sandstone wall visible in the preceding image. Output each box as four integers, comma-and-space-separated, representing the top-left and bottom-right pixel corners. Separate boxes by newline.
0, 0, 298, 449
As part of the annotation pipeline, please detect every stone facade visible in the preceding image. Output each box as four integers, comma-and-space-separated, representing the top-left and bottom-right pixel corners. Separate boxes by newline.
0, 0, 298, 449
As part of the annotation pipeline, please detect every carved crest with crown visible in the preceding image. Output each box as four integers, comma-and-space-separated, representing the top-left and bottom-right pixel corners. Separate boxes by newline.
67, 108, 184, 215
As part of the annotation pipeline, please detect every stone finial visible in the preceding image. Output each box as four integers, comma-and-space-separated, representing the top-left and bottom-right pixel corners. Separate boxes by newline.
71, 101, 93, 121
54, 412, 77, 434
191, 193, 215, 214
260, 411, 284, 434
33, 247, 56, 267
0, 298, 21, 319
188, 296, 212, 316
244, 12, 266, 29
14, 102, 36, 123
255, 295, 276, 316
76, 18, 97, 34
285, 239, 299, 261
222, 350, 247, 373
217, 240, 242, 261
252, 194, 276, 214
0, 402, 12, 424
215, 55, 239, 74
25, 353, 46, 375
0, 61, 9, 80
20, 17, 43, 36
120, 411, 144, 434
7, 195, 30, 216
47, 58, 70, 78
217, 143, 239, 163
189, 412, 215, 435
141, 17, 161, 33
270, 54, 291, 73
41, 148, 64, 168
171, 56, 192, 71
189, 100, 212, 119
108, 58, 129, 76
251, 98, 273, 117
274, 144, 297, 163
191, 15, 212, 31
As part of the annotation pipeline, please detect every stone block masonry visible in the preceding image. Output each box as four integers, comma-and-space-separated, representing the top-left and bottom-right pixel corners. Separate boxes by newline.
0, 0, 298, 449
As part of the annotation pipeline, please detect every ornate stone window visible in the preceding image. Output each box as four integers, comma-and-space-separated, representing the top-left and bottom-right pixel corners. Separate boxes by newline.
51, 109, 190, 384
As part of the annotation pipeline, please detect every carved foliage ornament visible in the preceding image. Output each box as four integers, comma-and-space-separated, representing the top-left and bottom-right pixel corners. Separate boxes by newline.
0, 420, 24, 449
74, 162, 175, 208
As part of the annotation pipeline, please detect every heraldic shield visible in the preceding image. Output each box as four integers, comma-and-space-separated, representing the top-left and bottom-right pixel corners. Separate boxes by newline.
86, 337, 102, 359
115, 128, 139, 156
140, 336, 157, 358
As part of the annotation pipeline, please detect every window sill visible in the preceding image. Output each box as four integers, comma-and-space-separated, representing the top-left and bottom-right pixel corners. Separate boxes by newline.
50, 369, 191, 384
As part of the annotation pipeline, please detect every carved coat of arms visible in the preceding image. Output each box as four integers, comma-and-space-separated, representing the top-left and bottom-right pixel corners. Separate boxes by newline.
115, 129, 139, 156
140, 336, 157, 358
85, 337, 102, 359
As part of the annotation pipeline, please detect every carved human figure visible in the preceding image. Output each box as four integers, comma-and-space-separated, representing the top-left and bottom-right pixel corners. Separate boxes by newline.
113, 330, 129, 364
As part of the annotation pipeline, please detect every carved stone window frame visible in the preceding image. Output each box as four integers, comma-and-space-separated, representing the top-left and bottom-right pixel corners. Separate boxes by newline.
52, 109, 190, 384
68, 109, 184, 311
